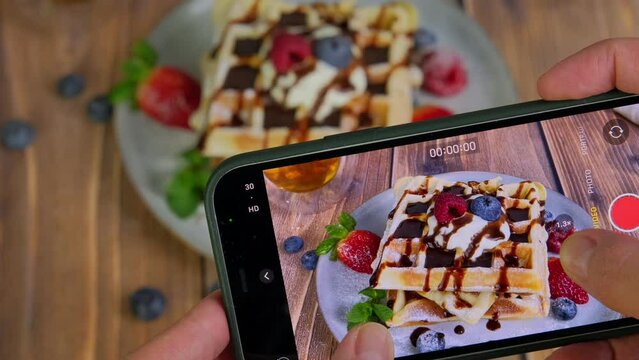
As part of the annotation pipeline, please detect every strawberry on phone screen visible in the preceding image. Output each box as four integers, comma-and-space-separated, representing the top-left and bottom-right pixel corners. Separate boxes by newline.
316, 212, 381, 274
110, 40, 201, 129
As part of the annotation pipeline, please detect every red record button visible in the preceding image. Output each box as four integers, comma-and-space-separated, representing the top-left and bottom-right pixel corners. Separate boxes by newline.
608, 194, 639, 232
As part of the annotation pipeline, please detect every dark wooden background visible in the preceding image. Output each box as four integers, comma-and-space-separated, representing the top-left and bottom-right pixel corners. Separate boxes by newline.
2, 0, 639, 359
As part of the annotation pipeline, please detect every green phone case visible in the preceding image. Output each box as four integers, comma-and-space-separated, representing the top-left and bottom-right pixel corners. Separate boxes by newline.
205, 90, 639, 360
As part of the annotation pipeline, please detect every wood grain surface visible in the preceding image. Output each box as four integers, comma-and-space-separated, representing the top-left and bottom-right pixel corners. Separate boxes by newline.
1, 0, 638, 359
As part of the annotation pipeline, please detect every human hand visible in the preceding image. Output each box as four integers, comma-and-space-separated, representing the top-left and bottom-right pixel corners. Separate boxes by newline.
538, 38, 639, 359
127, 290, 394, 360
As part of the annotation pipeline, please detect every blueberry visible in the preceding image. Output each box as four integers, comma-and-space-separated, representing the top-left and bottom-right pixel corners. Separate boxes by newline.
284, 235, 304, 253
416, 330, 445, 353
131, 287, 166, 321
544, 210, 554, 223
1, 120, 35, 150
555, 214, 575, 232
57, 73, 86, 98
301, 250, 319, 270
470, 195, 502, 221
87, 95, 113, 122
414, 27, 437, 50
313, 36, 353, 69
551, 297, 577, 321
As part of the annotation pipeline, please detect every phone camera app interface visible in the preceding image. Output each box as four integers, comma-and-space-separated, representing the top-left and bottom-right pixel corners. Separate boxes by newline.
262, 107, 637, 359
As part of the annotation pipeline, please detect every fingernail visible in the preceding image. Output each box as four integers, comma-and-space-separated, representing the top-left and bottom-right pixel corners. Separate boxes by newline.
560, 232, 598, 283
353, 323, 393, 360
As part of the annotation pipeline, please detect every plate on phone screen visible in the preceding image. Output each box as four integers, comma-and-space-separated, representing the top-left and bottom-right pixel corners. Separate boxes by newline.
114, 0, 517, 256
315, 171, 621, 357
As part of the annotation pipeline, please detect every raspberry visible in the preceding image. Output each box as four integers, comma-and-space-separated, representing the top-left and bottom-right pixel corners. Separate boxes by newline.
421, 49, 468, 97
548, 258, 589, 304
270, 32, 311, 74
546, 221, 576, 253
433, 193, 468, 225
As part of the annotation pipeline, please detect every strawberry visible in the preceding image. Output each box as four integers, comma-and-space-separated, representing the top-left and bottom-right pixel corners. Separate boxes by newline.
548, 258, 589, 304
110, 40, 201, 129
412, 105, 454, 122
316, 212, 381, 274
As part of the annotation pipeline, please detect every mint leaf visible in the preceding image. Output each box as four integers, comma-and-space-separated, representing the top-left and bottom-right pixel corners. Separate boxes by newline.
132, 40, 158, 67
166, 169, 201, 218
346, 302, 372, 324
359, 288, 386, 301
347, 321, 359, 331
194, 169, 211, 192
325, 224, 348, 239
316, 237, 339, 256
338, 212, 356, 231
182, 149, 209, 167
109, 80, 136, 104
372, 303, 393, 322
122, 58, 150, 82
330, 246, 338, 261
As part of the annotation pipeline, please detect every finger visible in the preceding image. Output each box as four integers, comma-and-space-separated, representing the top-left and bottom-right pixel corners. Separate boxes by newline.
332, 322, 394, 360
560, 229, 639, 318
546, 333, 639, 360
127, 291, 231, 360
537, 38, 639, 100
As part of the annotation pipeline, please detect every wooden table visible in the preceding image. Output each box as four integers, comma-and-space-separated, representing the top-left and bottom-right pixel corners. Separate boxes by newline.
2, 0, 638, 359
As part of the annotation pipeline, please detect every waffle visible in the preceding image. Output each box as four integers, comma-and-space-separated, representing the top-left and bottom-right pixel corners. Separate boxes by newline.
370, 176, 550, 325
191, 0, 423, 158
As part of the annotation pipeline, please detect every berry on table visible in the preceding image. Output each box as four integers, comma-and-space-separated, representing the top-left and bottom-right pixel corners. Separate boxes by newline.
87, 95, 113, 122
433, 193, 468, 225
551, 297, 578, 321
130, 287, 166, 321
270, 32, 312, 73
301, 250, 319, 270
313, 35, 353, 69
283, 235, 304, 253
57, 73, 86, 98
416, 330, 445, 352
1, 120, 35, 150
470, 195, 502, 222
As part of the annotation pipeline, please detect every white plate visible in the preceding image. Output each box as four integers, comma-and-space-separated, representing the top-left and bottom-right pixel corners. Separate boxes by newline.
114, 0, 518, 256
315, 171, 622, 357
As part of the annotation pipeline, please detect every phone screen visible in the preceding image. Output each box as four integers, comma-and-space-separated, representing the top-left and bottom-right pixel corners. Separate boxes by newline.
257, 106, 638, 359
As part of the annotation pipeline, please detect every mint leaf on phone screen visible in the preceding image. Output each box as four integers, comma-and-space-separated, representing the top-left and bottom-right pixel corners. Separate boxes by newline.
338, 211, 356, 231
346, 287, 392, 329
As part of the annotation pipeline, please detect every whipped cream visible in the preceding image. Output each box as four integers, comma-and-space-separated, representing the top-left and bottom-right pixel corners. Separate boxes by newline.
425, 197, 510, 260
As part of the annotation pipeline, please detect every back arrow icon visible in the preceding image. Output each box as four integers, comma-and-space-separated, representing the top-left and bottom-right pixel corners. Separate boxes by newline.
259, 269, 274, 284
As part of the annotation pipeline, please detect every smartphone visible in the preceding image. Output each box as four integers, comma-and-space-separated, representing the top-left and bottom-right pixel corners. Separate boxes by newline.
205, 91, 639, 360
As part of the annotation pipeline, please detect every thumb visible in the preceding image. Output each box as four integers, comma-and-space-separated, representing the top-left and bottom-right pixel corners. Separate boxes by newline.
560, 229, 639, 318
332, 322, 394, 360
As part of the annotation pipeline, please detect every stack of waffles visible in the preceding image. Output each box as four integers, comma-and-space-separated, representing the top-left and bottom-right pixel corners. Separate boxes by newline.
191, 0, 424, 158
370, 176, 550, 326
